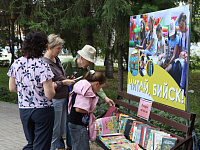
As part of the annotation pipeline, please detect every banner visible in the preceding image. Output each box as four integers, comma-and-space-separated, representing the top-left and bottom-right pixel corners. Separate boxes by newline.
128, 5, 191, 111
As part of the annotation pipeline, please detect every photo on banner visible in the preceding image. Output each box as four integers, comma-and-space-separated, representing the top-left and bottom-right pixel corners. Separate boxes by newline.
128, 5, 191, 111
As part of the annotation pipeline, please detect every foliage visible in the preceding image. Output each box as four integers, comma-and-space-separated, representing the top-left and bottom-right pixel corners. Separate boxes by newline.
0, 86, 18, 103
188, 0, 200, 43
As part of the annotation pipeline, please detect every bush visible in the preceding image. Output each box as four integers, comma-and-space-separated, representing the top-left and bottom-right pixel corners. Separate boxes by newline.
0, 86, 18, 103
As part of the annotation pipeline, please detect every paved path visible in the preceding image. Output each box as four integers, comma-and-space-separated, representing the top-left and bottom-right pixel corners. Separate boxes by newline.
0, 101, 27, 150
0, 101, 102, 150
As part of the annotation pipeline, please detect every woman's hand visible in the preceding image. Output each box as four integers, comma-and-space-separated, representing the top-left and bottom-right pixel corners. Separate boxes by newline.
62, 79, 75, 86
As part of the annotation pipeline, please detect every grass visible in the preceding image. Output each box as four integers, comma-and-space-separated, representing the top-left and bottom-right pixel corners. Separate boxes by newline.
0, 67, 18, 103
1, 65, 200, 145
0, 67, 11, 89
188, 69, 200, 119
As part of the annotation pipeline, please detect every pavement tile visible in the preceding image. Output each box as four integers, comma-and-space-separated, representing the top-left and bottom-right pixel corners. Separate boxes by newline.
0, 101, 103, 150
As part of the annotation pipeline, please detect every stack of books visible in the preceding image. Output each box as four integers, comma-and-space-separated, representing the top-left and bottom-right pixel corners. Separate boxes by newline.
95, 112, 178, 150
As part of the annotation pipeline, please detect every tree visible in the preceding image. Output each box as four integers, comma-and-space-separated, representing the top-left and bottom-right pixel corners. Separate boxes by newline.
189, 0, 200, 42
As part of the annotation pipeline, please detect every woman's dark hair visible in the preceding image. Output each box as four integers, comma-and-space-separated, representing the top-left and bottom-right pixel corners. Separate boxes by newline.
168, 27, 177, 40
156, 23, 162, 33
141, 19, 146, 40
84, 71, 106, 85
178, 12, 187, 24
21, 30, 48, 58
141, 56, 144, 61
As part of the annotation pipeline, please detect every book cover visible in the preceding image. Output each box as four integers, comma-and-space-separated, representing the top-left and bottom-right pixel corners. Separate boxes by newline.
118, 114, 131, 120
95, 116, 119, 136
131, 121, 144, 142
104, 106, 117, 117
144, 128, 160, 149
152, 131, 170, 150
146, 132, 154, 150
118, 115, 132, 133
123, 118, 135, 140
95, 118, 103, 136
140, 126, 154, 147
134, 123, 150, 144
112, 116, 119, 133
130, 143, 144, 150
161, 136, 178, 150
101, 116, 118, 135
110, 143, 135, 150
100, 135, 131, 149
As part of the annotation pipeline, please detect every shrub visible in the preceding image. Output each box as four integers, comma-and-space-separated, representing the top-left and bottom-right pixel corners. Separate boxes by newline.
0, 86, 18, 103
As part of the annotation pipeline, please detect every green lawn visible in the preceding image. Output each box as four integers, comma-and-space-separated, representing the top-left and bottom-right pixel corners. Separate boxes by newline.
0, 67, 10, 89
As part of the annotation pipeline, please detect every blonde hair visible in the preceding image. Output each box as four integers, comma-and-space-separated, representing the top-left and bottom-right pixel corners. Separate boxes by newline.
47, 34, 65, 49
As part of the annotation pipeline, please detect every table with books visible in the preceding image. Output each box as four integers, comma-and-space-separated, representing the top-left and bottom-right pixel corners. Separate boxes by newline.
95, 113, 178, 150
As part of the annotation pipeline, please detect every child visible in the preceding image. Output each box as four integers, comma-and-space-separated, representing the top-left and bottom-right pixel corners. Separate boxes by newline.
68, 70, 106, 150
178, 12, 189, 91
140, 16, 157, 57
156, 23, 166, 66
136, 19, 147, 50
139, 56, 145, 76
163, 19, 179, 72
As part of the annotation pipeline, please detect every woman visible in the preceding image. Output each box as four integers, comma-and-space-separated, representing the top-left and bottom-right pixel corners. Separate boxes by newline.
42, 34, 75, 150
140, 16, 157, 57
7, 30, 56, 150
136, 19, 147, 50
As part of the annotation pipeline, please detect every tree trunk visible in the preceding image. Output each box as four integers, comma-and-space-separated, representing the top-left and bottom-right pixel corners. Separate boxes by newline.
118, 44, 123, 91
105, 28, 115, 78
10, 19, 15, 64
105, 49, 114, 78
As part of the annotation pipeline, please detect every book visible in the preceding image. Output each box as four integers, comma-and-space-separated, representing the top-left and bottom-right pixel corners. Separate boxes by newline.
118, 114, 132, 133
104, 106, 117, 117
131, 121, 144, 142
146, 131, 154, 150
95, 116, 119, 136
112, 112, 122, 119
123, 118, 135, 140
118, 114, 131, 120
110, 143, 136, 150
95, 118, 103, 136
100, 135, 131, 149
134, 123, 150, 144
140, 126, 154, 147
161, 136, 178, 150
130, 143, 144, 150
144, 128, 160, 149
152, 131, 170, 150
